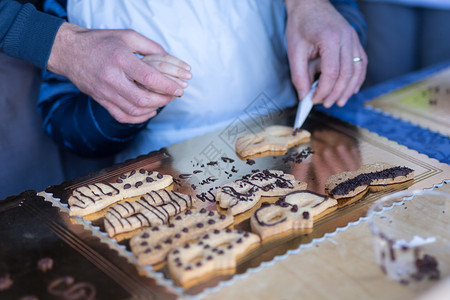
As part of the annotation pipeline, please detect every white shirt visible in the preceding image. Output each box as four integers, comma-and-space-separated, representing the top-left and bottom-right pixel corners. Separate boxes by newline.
67, 0, 297, 162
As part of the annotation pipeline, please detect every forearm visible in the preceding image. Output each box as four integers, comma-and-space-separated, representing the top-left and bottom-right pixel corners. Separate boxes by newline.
0, 0, 64, 69
331, 0, 367, 45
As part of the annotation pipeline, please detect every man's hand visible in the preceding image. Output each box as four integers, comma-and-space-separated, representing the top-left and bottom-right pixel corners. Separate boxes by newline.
285, 0, 367, 107
47, 23, 192, 124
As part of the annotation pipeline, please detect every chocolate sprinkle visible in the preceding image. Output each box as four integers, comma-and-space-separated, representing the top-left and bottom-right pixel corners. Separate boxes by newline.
246, 159, 256, 165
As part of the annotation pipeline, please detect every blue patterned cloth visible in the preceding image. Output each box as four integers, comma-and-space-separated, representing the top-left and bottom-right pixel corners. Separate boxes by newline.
316, 61, 450, 164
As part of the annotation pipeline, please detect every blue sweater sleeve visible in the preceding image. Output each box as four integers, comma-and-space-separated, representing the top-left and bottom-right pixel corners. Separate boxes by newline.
0, 0, 64, 69
331, 0, 367, 45
39, 72, 150, 157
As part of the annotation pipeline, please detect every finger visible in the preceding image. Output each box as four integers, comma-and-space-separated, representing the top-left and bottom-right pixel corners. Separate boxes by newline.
119, 78, 177, 109
354, 46, 368, 93
336, 41, 367, 106
124, 54, 185, 97
95, 95, 158, 124
322, 43, 354, 108
164, 75, 189, 88
288, 44, 312, 100
313, 46, 340, 105
142, 53, 191, 71
142, 58, 192, 80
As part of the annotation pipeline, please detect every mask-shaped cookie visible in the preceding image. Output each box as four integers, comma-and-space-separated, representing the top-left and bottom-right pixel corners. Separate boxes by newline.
216, 169, 307, 215
130, 208, 233, 265
250, 191, 337, 240
235, 125, 310, 157
167, 229, 260, 285
69, 169, 173, 217
325, 162, 414, 199
104, 190, 195, 237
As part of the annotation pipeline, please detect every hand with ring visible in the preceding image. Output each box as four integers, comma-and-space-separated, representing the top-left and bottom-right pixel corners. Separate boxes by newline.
285, 0, 367, 108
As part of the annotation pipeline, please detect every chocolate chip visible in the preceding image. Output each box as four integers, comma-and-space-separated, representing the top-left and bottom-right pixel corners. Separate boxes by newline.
291, 204, 298, 213
303, 211, 310, 219
214, 229, 220, 234
184, 244, 190, 249
169, 224, 175, 228
120, 174, 127, 179
185, 210, 192, 215
227, 245, 233, 249
116, 179, 123, 184
130, 170, 136, 176
146, 177, 154, 183
142, 232, 149, 238
198, 241, 204, 245
218, 250, 224, 255
182, 227, 189, 233
237, 238, 242, 244
174, 233, 181, 238
124, 183, 131, 189
175, 215, 182, 220
220, 214, 226, 219
164, 239, 172, 244
135, 181, 143, 188
206, 255, 213, 260
208, 211, 214, 216
244, 232, 249, 238
203, 234, 209, 239
185, 266, 192, 271
204, 245, 210, 249
226, 228, 232, 233
196, 223, 204, 228
173, 249, 179, 255
157, 173, 163, 179
145, 248, 152, 253
140, 241, 148, 246
196, 262, 202, 267
177, 263, 183, 268
155, 245, 162, 249
139, 169, 146, 174
200, 208, 207, 213
208, 219, 215, 225
152, 227, 159, 231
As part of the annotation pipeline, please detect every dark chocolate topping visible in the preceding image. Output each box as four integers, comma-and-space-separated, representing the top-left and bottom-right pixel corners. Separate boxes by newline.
330, 166, 414, 196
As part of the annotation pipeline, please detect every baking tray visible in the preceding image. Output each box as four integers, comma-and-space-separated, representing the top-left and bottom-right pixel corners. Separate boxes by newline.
5, 109, 449, 299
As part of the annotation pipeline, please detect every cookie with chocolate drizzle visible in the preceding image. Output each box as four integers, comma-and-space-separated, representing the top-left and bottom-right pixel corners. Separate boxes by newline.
104, 190, 195, 237
130, 208, 233, 266
250, 190, 337, 240
68, 169, 173, 217
216, 169, 307, 215
325, 162, 414, 199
